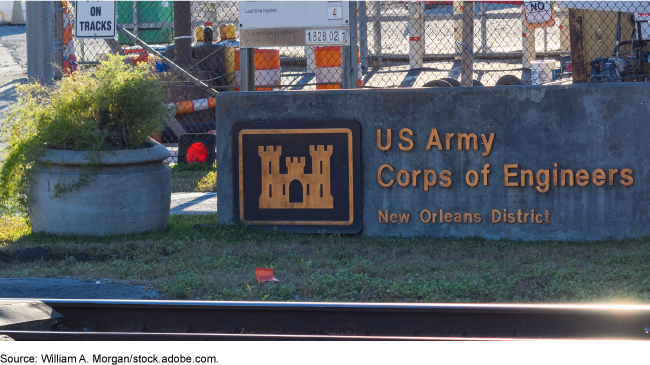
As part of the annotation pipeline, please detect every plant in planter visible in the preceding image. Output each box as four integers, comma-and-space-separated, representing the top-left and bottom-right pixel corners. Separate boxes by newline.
0, 54, 173, 236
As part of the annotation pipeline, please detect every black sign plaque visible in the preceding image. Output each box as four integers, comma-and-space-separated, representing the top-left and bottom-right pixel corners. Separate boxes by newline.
233, 120, 361, 233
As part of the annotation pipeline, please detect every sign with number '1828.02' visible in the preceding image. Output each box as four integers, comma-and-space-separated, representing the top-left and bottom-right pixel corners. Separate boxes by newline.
74, 1, 117, 39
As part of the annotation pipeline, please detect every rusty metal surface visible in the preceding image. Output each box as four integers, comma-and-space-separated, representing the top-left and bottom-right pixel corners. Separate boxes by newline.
1, 299, 649, 340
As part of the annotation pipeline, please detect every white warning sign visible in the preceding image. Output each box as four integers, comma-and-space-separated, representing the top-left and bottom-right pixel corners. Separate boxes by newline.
523, 1, 555, 29
74, 1, 117, 39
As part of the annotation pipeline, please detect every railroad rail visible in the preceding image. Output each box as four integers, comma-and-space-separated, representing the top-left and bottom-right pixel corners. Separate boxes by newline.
2, 300, 650, 340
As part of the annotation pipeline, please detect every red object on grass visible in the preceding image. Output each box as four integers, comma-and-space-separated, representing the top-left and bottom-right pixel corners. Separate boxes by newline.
186, 142, 208, 164
255, 268, 279, 283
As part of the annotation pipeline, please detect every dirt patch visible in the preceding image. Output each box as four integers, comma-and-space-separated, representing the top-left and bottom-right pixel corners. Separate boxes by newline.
3, 247, 107, 263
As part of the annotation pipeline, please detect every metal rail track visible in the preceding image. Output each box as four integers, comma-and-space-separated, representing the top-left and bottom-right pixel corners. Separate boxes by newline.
2, 300, 650, 340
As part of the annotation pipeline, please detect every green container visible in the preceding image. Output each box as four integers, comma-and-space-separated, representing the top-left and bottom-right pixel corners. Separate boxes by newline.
117, 1, 174, 45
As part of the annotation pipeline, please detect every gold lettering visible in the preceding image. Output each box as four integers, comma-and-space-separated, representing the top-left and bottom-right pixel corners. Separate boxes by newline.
608, 169, 619, 186
423, 170, 437, 191
575, 169, 589, 187
481, 164, 490, 186
481, 133, 495, 156
561, 169, 574, 187
412, 170, 422, 187
426, 129, 443, 151
592, 168, 606, 187
420, 209, 431, 223
521, 169, 534, 187
390, 213, 398, 224
491, 209, 501, 223
458, 133, 478, 150
397, 170, 410, 187
620, 168, 634, 187
465, 170, 479, 187
440, 170, 453, 188
399, 213, 411, 223
536, 170, 550, 193
444, 213, 453, 223
398, 128, 414, 151
464, 212, 473, 223
376, 129, 391, 151
445, 133, 455, 150
377, 164, 395, 187
473, 213, 482, 223
378, 210, 389, 224
504, 164, 518, 187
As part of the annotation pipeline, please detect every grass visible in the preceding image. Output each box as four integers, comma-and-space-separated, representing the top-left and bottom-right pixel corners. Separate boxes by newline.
171, 162, 216, 193
1, 215, 650, 303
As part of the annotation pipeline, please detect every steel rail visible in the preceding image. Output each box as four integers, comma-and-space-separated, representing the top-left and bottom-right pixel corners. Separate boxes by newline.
0, 299, 648, 340
0, 330, 519, 341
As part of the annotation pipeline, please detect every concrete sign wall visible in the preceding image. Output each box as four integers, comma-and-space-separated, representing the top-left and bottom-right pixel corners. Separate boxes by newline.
216, 84, 650, 241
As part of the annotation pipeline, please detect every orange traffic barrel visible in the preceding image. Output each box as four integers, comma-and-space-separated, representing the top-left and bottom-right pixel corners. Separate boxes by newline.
314, 46, 362, 89
235, 48, 281, 91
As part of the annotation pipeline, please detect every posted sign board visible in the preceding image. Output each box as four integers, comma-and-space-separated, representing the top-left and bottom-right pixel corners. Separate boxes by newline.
74, 1, 117, 39
239, 1, 350, 48
555, 1, 650, 12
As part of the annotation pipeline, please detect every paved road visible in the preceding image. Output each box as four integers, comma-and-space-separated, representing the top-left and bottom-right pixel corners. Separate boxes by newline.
0, 278, 160, 299
0, 25, 26, 156
170, 192, 217, 215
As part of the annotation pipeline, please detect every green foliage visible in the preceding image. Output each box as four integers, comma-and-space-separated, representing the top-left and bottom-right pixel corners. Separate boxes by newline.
0, 55, 171, 217
171, 162, 217, 192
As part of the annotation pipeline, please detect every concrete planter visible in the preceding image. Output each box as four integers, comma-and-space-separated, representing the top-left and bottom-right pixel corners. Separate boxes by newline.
28, 141, 171, 236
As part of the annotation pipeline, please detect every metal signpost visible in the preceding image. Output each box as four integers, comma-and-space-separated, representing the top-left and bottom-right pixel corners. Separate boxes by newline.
74, 1, 116, 39
238, 1, 357, 90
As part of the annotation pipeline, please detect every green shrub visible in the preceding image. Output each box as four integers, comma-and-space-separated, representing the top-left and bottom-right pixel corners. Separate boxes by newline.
0, 55, 171, 218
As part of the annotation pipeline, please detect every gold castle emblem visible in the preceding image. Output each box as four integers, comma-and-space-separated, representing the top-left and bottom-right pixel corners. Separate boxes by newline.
258, 145, 334, 209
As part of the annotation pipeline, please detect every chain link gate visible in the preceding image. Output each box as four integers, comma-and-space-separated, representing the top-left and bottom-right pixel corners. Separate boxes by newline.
48, 1, 650, 162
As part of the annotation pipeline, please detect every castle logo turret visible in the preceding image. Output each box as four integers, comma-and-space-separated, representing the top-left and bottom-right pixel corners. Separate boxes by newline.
258, 145, 334, 209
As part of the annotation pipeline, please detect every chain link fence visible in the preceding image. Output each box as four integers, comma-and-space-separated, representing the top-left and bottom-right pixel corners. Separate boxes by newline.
37, 1, 650, 161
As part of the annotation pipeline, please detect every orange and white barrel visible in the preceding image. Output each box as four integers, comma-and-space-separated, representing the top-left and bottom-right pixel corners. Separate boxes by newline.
235, 48, 281, 91
314, 46, 362, 89
169, 98, 216, 115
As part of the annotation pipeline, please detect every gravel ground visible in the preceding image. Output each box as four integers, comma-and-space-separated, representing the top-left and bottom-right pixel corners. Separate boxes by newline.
0, 278, 160, 299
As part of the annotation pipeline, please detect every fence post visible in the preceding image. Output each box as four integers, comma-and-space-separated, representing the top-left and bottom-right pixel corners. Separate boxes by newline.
453, 1, 462, 59
240, 48, 255, 91
305, 46, 316, 74
342, 1, 358, 89
460, 1, 474, 86
53, 1, 63, 81
132, 2, 138, 40
521, 12, 535, 85
408, 2, 424, 69
27, 1, 56, 84
478, 2, 491, 53
371, 1, 381, 65
359, 1, 369, 69
560, 10, 570, 52
173, 1, 193, 68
